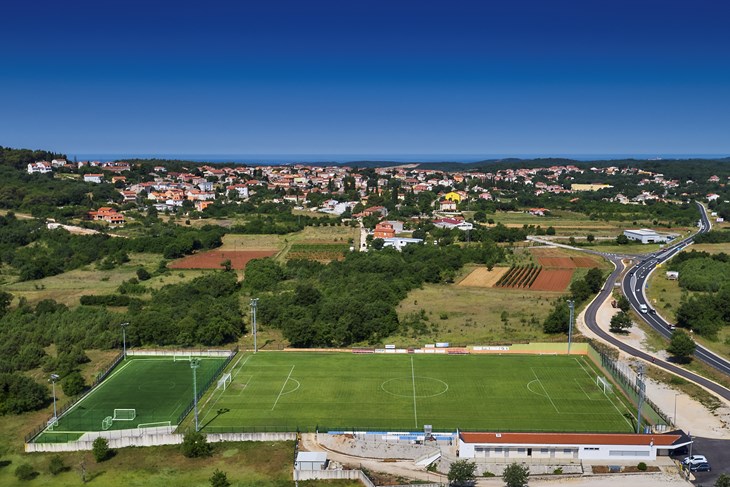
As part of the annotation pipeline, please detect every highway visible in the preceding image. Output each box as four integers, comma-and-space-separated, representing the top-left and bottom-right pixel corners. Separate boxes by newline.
582, 202, 730, 402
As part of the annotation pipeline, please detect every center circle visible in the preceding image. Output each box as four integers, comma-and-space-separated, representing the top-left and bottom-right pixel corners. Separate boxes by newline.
381, 377, 449, 398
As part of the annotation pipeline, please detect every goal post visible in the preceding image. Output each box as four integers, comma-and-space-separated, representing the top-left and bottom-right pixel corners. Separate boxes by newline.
113, 408, 137, 421
217, 372, 232, 391
174, 352, 192, 362
137, 421, 172, 432
102, 416, 113, 430
597, 376, 613, 395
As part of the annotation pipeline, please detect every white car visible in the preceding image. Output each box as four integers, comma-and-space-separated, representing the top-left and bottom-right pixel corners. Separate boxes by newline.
682, 455, 707, 466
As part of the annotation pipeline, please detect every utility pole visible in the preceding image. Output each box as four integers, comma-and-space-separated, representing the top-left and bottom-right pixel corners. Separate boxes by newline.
190, 358, 200, 431
636, 363, 645, 433
567, 300, 575, 354
250, 298, 259, 353
120, 322, 129, 358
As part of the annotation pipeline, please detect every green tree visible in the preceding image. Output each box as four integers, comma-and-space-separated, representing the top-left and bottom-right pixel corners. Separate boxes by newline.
617, 295, 630, 312
448, 459, 477, 486
210, 469, 231, 487
543, 301, 569, 334
372, 238, 385, 250
503, 462, 529, 487
136, 267, 151, 281
181, 430, 212, 458
61, 371, 87, 396
616, 234, 629, 245
714, 473, 730, 487
545, 226, 555, 236
609, 311, 633, 333
586, 233, 595, 243
92, 437, 111, 462
0, 291, 12, 317
667, 330, 696, 363
584, 268, 604, 293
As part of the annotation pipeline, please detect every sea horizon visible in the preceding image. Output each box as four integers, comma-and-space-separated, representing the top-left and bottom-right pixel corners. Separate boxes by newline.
69, 153, 730, 164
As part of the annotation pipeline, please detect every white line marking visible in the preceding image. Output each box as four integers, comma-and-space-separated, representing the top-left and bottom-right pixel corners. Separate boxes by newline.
411, 357, 418, 428
574, 379, 593, 400
271, 365, 295, 411
577, 358, 635, 430
531, 368, 559, 414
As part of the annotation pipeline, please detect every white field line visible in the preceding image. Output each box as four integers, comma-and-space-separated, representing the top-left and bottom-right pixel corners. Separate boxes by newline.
411, 357, 418, 429
576, 357, 635, 430
271, 365, 295, 411
531, 368, 560, 414
574, 379, 594, 400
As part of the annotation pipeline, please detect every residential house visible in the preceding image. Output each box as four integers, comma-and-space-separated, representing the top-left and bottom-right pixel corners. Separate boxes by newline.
84, 174, 104, 183
87, 207, 125, 224
27, 161, 52, 174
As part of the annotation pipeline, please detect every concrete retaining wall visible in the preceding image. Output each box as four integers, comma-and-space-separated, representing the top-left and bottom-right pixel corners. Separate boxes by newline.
294, 469, 376, 487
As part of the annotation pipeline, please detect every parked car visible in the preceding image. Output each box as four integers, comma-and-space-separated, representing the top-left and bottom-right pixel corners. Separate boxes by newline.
682, 455, 707, 466
690, 462, 711, 472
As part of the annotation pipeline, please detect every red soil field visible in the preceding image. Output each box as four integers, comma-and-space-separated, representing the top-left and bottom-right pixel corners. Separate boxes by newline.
536, 256, 599, 268
529, 269, 574, 291
168, 250, 277, 270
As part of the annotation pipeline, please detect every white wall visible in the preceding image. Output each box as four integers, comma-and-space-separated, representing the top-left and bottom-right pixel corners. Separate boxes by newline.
459, 440, 658, 462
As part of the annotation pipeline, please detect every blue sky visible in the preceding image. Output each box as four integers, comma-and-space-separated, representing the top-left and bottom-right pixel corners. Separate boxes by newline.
1, 0, 729, 157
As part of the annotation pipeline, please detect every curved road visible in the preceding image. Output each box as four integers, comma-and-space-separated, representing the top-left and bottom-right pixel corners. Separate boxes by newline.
583, 202, 730, 401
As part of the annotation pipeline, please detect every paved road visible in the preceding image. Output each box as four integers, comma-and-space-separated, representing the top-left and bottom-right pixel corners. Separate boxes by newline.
621, 202, 730, 377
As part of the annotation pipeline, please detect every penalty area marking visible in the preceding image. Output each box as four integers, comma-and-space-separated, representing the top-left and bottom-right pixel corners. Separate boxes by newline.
280, 378, 301, 396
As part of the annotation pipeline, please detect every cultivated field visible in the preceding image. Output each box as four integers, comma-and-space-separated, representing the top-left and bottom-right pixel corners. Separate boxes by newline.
457, 267, 508, 288
168, 250, 277, 270
529, 269, 575, 291
35, 356, 226, 443
200, 352, 636, 433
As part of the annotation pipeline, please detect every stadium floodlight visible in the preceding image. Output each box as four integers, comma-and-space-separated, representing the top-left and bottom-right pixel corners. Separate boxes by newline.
567, 300, 575, 354
636, 363, 645, 434
49, 373, 60, 423
120, 322, 130, 359
250, 298, 259, 354
191, 358, 201, 431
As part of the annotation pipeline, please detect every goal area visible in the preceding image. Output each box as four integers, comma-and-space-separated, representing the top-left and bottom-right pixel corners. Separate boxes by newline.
217, 372, 232, 391
113, 408, 137, 421
597, 376, 613, 394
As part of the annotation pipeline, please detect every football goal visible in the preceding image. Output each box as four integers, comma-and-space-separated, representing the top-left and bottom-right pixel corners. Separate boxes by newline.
597, 376, 613, 395
102, 416, 113, 430
137, 421, 172, 432
46, 417, 59, 431
173, 352, 193, 362
113, 408, 137, 421
217, 372, 232, 391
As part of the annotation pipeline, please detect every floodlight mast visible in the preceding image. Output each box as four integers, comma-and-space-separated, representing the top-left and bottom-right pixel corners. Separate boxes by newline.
636, 363, 645, 433
191, 358, 200, 432
250, 298, 259, 353
49, 373, 60, 421
567, 300, 575, 354
120, 322, 130, 359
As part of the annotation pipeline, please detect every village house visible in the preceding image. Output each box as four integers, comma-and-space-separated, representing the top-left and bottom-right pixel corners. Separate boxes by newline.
84, 174, 104, 183
27, 161, 52, 174
87, 207, 125, 225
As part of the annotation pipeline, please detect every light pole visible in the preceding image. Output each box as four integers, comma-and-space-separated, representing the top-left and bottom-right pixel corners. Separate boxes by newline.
49, 373, 60, 422
674, 393, 679, 427
120, 322, 129, 359
567, 300, 575, 354
250, 298, 259, 353
190, 358, 200, 431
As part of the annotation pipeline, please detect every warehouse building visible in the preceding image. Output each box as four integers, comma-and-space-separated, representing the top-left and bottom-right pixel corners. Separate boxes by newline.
623, 229, 677, 244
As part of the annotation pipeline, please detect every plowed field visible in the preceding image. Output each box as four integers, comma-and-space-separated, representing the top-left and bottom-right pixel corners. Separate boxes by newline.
529, 269, 574, 291
168, 250, 277, 270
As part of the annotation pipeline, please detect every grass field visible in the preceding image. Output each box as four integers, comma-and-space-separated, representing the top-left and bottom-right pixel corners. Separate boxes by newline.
35, 357, 226, 442
199, 352, 636, 433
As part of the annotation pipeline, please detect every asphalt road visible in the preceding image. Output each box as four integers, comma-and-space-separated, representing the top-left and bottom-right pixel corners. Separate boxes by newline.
672, 436, 730, 486
621, 203, 730, 377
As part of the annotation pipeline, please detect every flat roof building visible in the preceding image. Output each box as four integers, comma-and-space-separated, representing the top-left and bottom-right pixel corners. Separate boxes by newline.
623, 229, 677, 244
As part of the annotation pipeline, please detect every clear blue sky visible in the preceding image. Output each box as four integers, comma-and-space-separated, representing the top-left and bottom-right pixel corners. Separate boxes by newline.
1, 0, 729, 157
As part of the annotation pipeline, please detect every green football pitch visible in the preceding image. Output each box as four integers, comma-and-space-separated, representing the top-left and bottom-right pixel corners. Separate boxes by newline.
199, 352, 637, 433
36, 357, 226, 442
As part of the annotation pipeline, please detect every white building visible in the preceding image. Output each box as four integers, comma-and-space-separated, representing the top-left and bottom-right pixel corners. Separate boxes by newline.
84, 174, 104, 184
27, 161, 52, 174
382, 237, 423, 251
459, 431, 689, 462
623, 229, 677, 244
295, 452, 327, 471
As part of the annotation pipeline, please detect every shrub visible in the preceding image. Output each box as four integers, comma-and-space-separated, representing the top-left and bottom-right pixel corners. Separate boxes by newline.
181, 430, 212, 458
637, 462, 647, 471
15, 463, 37, 480
49, 454, 66, 475
210, 469, 231, 487
136, 268, 151, 281
553, 467, 563, 474
92, 437, 111, 462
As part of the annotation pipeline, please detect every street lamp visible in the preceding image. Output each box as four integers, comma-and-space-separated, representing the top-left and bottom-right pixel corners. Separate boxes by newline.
49, 373, 60, 422
567, 300, 575, 354
120, 322, 129, 358
190, 358, 200, 431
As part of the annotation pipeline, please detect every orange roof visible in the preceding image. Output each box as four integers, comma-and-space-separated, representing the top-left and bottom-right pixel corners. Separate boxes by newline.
460, 432, 680, 447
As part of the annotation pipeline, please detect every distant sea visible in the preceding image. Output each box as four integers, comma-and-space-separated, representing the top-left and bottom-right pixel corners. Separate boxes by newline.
70, 153, 729, 164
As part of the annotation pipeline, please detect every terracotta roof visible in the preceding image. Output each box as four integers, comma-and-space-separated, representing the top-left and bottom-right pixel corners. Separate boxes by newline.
460, 432, 681, 447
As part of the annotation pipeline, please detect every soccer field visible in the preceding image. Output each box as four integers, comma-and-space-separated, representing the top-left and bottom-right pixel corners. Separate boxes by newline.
37, 357, 226, 442
200, 352, 636, 433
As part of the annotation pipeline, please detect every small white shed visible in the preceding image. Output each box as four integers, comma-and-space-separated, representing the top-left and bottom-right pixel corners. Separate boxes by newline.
296, 452, 328, 471
666, 271, 679, 280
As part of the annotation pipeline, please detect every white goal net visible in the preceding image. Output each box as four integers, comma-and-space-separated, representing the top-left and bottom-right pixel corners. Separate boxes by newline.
217, 372, 232, 391
597, 376, 613, 395
113, 408, 137, 421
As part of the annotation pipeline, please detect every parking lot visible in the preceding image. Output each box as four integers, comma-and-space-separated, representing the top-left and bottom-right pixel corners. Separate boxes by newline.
672, 436, 730, 486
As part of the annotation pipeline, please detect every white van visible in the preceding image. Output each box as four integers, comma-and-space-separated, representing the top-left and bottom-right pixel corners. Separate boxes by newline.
639, 304, 648, 314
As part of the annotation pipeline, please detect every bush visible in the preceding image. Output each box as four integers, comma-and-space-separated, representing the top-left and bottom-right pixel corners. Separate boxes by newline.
61, 371, 87, 397
136, 268, 152, 281
49, 454, 67, 475
637, 462, 647, 471
92, 437, 111, 462
553, 467, 563, 474
181, 430, 212, 458
15, 463, 37, 480
210, 469, 231, 487
503, 462, 530, 487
